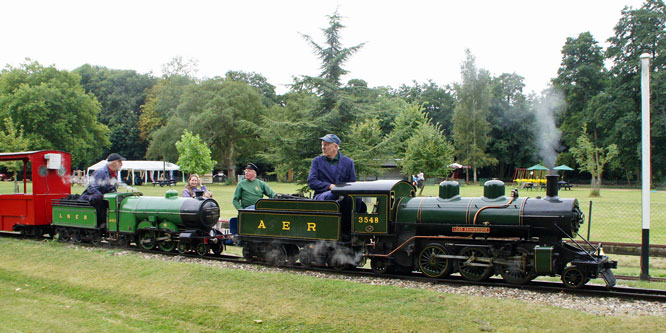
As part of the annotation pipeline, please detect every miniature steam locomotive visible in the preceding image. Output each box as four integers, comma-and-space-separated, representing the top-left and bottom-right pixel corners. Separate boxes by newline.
235, 176, 617, 288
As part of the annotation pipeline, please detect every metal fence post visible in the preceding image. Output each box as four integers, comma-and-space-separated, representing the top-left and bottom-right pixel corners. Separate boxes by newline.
640, 53, 651, 281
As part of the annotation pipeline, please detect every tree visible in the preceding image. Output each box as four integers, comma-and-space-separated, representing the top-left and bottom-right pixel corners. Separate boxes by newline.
571, 124, 619, 196
344, 117, 389, 178
400, 121, 455, 195
298, 9, 365, 134
0, 117, 30, 178
552, 32, 607, 149
75, 65, 156, 160
487, 73, 537, 179
189, 79, 266, 182
605, 0, 666, 182
397, 80, 456, 135
225, 70, 278, 107
452, 50, 496, 182
386, 103, 429, 160
0, 60, 109, 167
260, 92, 320, 182
175, 130, 216, 176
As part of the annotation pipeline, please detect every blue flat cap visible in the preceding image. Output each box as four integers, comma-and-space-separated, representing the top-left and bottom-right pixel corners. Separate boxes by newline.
319, 134, 341, 145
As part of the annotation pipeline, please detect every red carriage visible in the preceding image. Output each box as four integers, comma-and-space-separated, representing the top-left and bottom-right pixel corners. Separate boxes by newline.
0, 151, 71, 237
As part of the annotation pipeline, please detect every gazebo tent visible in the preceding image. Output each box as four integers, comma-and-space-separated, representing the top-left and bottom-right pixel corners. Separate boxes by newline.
86, 160, 181, 184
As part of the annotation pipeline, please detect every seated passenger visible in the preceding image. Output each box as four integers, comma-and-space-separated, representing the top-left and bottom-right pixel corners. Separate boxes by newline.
80, 153, 125, 226
182, 174, 212, 198
307, 134, 356, 200
232, 163, 275, 210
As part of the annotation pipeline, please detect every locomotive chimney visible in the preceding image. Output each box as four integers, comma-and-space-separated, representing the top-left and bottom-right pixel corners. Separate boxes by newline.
545, 173, 559, 200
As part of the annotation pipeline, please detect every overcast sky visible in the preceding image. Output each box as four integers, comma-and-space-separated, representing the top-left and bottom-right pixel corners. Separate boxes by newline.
2, 0, 647, 94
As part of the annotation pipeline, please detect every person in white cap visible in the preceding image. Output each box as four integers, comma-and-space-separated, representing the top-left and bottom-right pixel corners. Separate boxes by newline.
307, 134, 356, 200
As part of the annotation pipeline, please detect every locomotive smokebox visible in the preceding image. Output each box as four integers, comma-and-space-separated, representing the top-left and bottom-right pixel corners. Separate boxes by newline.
546, 174, 559, 201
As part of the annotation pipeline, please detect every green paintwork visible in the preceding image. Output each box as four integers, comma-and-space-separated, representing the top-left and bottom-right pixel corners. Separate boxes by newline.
118, 193, 185, 233
105, 192, 140, 233
534, 246, 553, 273
396, 196, 527, 226
239, 210, 341, 240
349, 194, 389, 234
52, 205, 97, 229
255, 199, 339, 213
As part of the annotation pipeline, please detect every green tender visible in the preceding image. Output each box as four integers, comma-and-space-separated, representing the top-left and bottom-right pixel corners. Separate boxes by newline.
52, 205, 97, 229
239, 210, 341, 240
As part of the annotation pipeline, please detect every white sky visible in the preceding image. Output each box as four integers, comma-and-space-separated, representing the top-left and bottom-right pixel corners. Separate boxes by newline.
1, 0, 646, 95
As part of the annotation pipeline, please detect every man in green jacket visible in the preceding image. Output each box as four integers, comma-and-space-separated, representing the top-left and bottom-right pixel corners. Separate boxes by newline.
232, 163, 276, 210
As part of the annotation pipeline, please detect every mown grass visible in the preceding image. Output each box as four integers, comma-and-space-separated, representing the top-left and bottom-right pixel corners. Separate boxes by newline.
1, 238, 665, 332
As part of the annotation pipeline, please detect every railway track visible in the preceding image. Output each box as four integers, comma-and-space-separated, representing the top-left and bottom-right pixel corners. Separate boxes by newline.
4, 232, 666, 302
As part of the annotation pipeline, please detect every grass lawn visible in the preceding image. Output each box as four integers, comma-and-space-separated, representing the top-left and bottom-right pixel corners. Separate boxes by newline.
1, 238, 665, 332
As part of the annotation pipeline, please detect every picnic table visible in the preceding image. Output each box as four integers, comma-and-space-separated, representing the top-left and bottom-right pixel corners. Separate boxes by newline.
153, 179, 177, 187
558, 181, 572, 190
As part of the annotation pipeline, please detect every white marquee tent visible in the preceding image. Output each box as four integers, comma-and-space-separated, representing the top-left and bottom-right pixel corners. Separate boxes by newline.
86, 160, 181, 184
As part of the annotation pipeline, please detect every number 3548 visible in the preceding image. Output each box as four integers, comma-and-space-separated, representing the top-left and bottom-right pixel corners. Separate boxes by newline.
358, 216, 379, 224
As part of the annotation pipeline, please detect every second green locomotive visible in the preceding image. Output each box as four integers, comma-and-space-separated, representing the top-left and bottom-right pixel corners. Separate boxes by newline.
52, 190, 224, 256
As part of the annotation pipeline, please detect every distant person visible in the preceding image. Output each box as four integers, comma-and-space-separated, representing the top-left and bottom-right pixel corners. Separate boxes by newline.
80, 153, 125, 226
232, 163, 276, 210
307, 134, 356, 200
182, 174, 212, 198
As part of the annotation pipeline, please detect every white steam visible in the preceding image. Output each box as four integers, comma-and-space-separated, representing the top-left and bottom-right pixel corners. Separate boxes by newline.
533, 90, 565, 168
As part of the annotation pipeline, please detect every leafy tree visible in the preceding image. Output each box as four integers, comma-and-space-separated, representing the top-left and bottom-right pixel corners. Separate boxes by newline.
452, 50, 496, 182
344, 117, 389, 178
298, 9, 365, 134
397, 80, 456, 135
0, 60, 109, 167
552, 32, 607, 149
188, 79, 266, 182
0, 117, 31, 177
225, 70, 278, 107
260, 92, 320, 182
175, 129, 216, 176
487, 73, 537, 178
386, 103, 429, 160
571, 124, 618, 196
139, 75, 193, 141
400, 121, 455, 195
605, 0, 666, 181
75, 65, 156, 160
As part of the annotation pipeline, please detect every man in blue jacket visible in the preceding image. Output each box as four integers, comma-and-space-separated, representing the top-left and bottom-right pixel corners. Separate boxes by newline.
80, 153, 125, 226
307, 134, 356, 200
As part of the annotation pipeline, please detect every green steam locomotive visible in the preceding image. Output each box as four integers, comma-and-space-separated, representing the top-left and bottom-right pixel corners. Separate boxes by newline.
52, 190, 224, 255
235, 176, 616, 288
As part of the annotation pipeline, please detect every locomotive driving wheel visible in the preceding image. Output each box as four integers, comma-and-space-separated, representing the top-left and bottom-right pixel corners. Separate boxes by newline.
457, 246, 493, 282
499, 247, 537, 285
177, 243, 188, 254
561, 266, 589, 289
211, 242, 224, 255
195, 243, 210, 256
138, 231, 156, 250
418, 243, 452, 278
159, 240, 176, 252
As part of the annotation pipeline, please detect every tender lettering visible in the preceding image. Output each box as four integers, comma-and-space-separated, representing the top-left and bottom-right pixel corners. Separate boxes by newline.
258, 220, 267, 229
282, 221, 291, 230
307, 222, 316, 231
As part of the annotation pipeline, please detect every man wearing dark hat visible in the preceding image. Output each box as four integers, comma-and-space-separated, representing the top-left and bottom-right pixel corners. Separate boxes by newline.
80, 153, 125, 226
308, 134, 356, 200
232, 163, 276, 210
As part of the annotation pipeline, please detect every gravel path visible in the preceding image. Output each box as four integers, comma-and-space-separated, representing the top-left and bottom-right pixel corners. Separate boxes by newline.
125, 251, 665, 317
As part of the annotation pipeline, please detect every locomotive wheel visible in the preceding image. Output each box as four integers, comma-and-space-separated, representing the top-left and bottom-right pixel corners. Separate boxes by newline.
139, 231, 156, 250
195, 243, 210, 256
242, 246, 255, 262
57, 228, 70, 242
457, 247, 493, 282
267, 246, 288, 266
71, 230, 82, 244
159, 240, 176, 252
299, 250, 313, 267
370, 257, 392, 274
89, 231, 102, 246
499, 247, 537, 285
211, 242, 224, 255
177, 243, 188, 254
561, 266, 589, 289
418, 243, 452, 278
